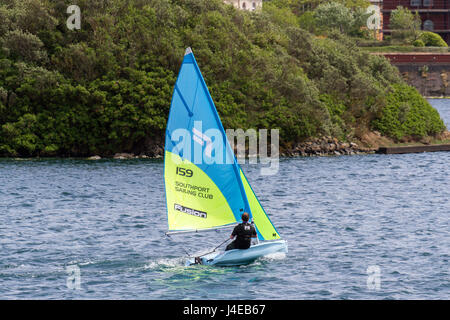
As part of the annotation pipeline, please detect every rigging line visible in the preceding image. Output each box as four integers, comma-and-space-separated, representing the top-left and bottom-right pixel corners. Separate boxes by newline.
181, 246, 193, 258
195, 237, 231, 259
165, 232, 194, 258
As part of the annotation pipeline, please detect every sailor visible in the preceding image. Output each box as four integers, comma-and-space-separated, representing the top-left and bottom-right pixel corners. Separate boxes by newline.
225, 212, 257, 251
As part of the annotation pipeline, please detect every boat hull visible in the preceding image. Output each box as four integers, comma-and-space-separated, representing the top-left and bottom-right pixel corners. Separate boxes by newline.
186, 240, 288, 267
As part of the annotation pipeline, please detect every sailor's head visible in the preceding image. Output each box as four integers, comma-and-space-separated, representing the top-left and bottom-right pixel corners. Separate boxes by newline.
241, 212, 250, 222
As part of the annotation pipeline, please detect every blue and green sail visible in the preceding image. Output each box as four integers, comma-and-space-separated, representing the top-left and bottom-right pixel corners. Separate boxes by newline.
164, 48, 280, 241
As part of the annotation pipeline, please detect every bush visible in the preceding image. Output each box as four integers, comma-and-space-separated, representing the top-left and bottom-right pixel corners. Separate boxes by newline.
413, 39, 425, 47
419, 32, 448, 47
313, 1, 369, 36
1, 29, 47, 63
372, 84, 445, 140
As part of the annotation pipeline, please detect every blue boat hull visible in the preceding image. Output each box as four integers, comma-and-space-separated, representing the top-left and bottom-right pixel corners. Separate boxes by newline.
186, 240, 288, 266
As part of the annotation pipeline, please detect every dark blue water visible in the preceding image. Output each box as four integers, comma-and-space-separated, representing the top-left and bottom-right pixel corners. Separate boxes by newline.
0, 100, 449, 300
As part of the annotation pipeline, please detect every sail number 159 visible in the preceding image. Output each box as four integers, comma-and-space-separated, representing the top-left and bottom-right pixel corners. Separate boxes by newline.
176, 167, 193, 178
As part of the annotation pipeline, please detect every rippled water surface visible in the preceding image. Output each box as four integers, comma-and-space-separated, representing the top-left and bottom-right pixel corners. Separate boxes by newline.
0, 100, 449, 299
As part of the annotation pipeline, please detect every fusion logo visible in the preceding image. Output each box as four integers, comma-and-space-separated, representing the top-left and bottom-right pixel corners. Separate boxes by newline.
174, 204, 207, 219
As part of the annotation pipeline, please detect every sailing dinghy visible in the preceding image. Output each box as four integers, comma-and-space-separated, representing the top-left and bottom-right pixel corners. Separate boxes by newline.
164, 48, 287, 266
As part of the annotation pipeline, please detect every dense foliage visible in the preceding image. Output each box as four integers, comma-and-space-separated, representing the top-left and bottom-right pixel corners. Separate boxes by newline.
372, 84, 445, 140
389, 6, 422, 43
0, 0, 445, 157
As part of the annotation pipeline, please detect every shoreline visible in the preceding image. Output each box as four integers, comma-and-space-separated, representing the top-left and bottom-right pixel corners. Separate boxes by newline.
425, 96, 450, 99
3, 143, 450, 161
2, 131, 449, 160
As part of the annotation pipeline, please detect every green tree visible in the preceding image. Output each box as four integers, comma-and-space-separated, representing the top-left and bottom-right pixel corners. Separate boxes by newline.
389, 6, 422, 43
313, 1, 369, 36
373, 84, 445, 140
1, 30, 48, 63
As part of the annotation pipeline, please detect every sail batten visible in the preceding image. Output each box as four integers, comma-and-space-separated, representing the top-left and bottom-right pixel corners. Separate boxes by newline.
175, 85, 194, 116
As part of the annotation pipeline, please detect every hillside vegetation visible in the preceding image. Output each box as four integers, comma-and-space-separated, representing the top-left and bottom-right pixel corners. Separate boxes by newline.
0, 0, 446, 157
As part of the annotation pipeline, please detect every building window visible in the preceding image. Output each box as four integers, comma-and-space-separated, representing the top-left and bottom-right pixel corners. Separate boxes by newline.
423, 0, 433, 6
410, 0, 421, 6
252, 2, 256, 10
423, 20, 434, 31
242, 2, 246, 10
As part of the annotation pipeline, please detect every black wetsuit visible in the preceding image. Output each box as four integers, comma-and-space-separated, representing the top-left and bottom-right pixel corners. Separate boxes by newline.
226, 222, 257, 251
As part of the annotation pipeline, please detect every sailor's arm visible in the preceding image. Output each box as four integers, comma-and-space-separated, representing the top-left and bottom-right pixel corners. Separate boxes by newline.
230, 225, 238, 239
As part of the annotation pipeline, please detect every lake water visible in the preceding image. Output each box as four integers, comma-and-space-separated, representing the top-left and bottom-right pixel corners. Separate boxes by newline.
0, 100, 449, 300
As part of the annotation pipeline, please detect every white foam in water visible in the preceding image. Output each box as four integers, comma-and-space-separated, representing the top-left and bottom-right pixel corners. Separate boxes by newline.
143, 245, 221, 270
260, 252, 287, 261
143, 257, 187, 270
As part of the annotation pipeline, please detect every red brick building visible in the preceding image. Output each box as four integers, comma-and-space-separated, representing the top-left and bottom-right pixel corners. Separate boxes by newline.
382, 0, 450, 44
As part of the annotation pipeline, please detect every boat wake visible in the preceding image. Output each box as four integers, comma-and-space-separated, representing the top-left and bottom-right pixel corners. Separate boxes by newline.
143, 257, 187, 270
260, 251, 287, 261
